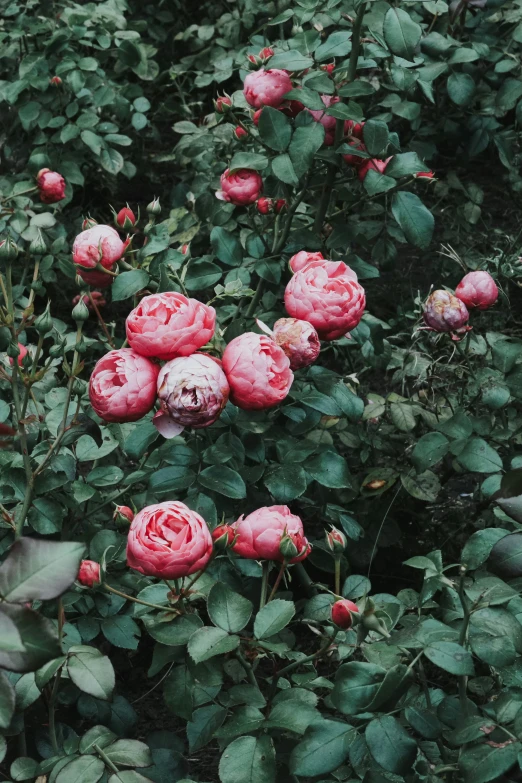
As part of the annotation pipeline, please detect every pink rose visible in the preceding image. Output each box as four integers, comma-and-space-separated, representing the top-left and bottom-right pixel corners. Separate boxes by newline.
36, 169, 66, 204
153, 353, 230, 438
127, 501, 213, 579
214, 95, 232, 113
212, 524, 236, 550
115, 206, 136, 229
454, 271, 498, 310
344, 120, 365, 139
243, 68, 292, 109
307, 95, 339, 146
289, 250, 325, 274
78, 560, 101, 588
126, 292, 216, 361
273, 317, 320, 370
343, 140, 367, 167
217, 168, 263, 206
89, 348, 159, 423
72, 225, 126, 272
423, 290, 470, 332
414, 171, 435, 179
222, 332, 293, 410
284, 260, 365, 340
332, 599, 359, 629
114, 505, 135, 524
358, 157, 392, 182
232, 505, 311, 563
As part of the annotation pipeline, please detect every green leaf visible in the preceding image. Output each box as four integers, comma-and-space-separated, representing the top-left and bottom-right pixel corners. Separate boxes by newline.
264, 701, 321, 734
112, 270, 150, 302
405, 707, 442, 739
290, 720, 353, 776
211, 227, 243, 266
461, 528, 509, 570
0, 604, 61, 672
456, 438, 502, 473
56, 755, 106, 783
187, 627, 239, 663
271, 153, 299, 185
363, 120, 389, 157
79, 725, 117, 753
447, 73, 476, 107
363, 169, 396, 196
254, 599, 295, 639
386, 151, 430, 178
67, 647, 116, 700
164, 664, 194, 720
331, 661, 385, 715
263, 464, 307, 502
284, 87, 324, 110
229, 152, 268, 171
365, 716, 418, 775
459, 742, 520, 783
424, 641, 475, 675
144, 613, 202, 646
187, 705, 227, 752
331, 383, 364, 421
268, 51, 313, 70
288, 122, 325, 177
0, 671, 15, 729
102, 616, 140, 650
258, 107, 292, 152
489, 532, 522, 578
218, 735, 276, 783
124, 418, 159, 460
305, 452, 352, 489
100, 147, 124, 175
87, 466, 124, 488
104, 739, 152, 768
299, 390, 342, 416
470, 633, 516, 667
391, 192, 434, 250
342, 574, 371, 600
0, 538, 85, 602
149, 466, 196, 494
383, 8, 422, 60
207, 583, 253, 633
315, 31, 352, 61
198, 466, 246, 499
10, 757, 39, 781
185, 260, 222, 291
412, 432, 449, 473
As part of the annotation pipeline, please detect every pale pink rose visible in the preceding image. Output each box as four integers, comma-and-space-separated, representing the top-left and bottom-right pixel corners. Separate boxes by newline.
454, 271, 498, 310
423, 290, 470, 332
72, 225, 126, 271
154, 353, 230, 438
126, 292, 216, 361
289, 251, 325, 274
89, 348, 159, 423
232, 505, 310, 563
307, 95, 340, 145
273, 318, 320, 370
285, 260, 365, 340
222, 332, 293, 410
36, 169, 66, 204
127, 501, 213, 579
243, 68, 292, 109
217, 168, 263, 206
78, 560, 101, 587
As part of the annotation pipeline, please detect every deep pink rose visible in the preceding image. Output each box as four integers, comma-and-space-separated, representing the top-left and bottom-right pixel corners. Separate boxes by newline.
89, 348, 159, 423
127, 501, 213, 579
217, 168, 263, 206
307, 95, 339, 145
78, 560, 101, 587
273, 317, 320, 370
454, 271, 498, 310
232, 505, 310, 563
243, 68, 292, 109
343, 140, 367, 167
423, 290, 470, 332
289, 251, 325, 274
153, 353, 230, 438
36, 169, 66, 204
126, 292, 216, 361
285, 260, 365, 340
116, 206, 136, 229
344, 120, 365, 139
332, 599, 359, 629
72, 225, 126, 271
222, 332, 293, 410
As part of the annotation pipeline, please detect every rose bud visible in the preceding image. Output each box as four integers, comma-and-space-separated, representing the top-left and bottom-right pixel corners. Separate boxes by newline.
73, 225, 126, 280
82, 216, 98, 230
257, 197, 273, 214
180, 244, 189, 255
320, 63, 335, 74
72, 298, 90, 323
414, 170, 435, 179
216, 168, 263, 206
78, 560, 101, 588
288, 250, 325, 274
273, 317, 320, 370
146, 197, 161, 216
127, 501, 213, 579
231, 505, 311, 563
274, 199, 287, 213
306, 95, 340, 146
343, 139, 367, 167
153, 353, 230, 438
358, 157, 392, 182
332, 599, 359, 629
50, 75, 62, 86
259, 46, 275, 60
126, 292, 216, 361
36, 168, 66, 204
326, 526, 347, 554
454, 271, 498, 310
115, 206, 137, 230
114, 505, 134, 525
0, 237, 19, 262
344, 120, 365, 139
252, 108, 263, 126
423, 290, 470, 333
214, 95, 232, 113
279, 532, 300, 561
212, 523, 236, 551
9, 342, 28, 368
29, 229, 47, 256
243, 68, 293, 109
234, 126, 248, 141
222, 332, 293, 410
89, 348, 159, 423
34, 304, 53, 336
72, 291, 107, 312
285, 260, 365, 340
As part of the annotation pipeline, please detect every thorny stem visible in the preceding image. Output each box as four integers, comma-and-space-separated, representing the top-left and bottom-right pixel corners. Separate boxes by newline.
235, 650, 258, 689
48, 666, 63, 756
260, 560, 270, 610
267, 561, 287, 603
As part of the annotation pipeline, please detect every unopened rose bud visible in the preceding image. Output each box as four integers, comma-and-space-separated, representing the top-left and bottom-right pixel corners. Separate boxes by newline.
234, 126, 248, 141
7, 341, 26, 366
0, 237, 19, 263
115, 205, 137, 230
49, 341, 65, 359
34, 303, 53, 336
257, 197, 273, 215
326, 527, 347, 554
146, 197, 161, 216
454, 271, 498, 310
50, 76, 62, 86
180, 244, 189, 255
82, 217, 98, 230
274, 199, 287, 213
414, 170, 434, 179
212, 524, 235, 551
214, 95, 232, 113
259, 47, 274, 61
113, 505, 135, 525
332, 599, 359, 629
77, 560, 101, 588
71, 378, 88, 396
279, 532, 300, 561
29, 229, 47, 256
320, 63, 335, 74
72, 298, 90, 323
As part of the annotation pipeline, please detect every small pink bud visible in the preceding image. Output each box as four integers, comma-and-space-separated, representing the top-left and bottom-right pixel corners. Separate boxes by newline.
212, 524, 235, 551
214, 95, 232, 113
332, 599, 359, 629
326, 527, 347, 554
358, 157, 392, 182
82, 216, 98, 230
274, 199, 287, 213
234, 126, 248, 141
257, 197, 273, 214
414, 170, 434, 179
180, 244, 189, 255
50, 76, 62, 86
115, 206, 137, 230
320, 63, 335, 74
113, 505, 134, 524
78, 560, 101, 588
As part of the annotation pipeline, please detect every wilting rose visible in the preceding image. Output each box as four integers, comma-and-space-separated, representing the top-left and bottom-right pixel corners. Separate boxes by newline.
285, 260, 365, 340
455, 271, 498, 310
273, 317, 320, 370
243, 68, 292, 109
222, 332, 293, 410
217, 168, 263, 206
89, 348, 159, 423
423, 290, 470, 332
36, 169, 66, 204
115, 206, 136, 229
358, 157, 392, 182
332, 599, 359, 629
72, 291, 106, 311
126, 292, 216, 361
307, 95, 340, 145
73, 225, 126, 275
232, 505, 310, 563
114, 505, 134, 524
78, 560, 101, 588
289, 250, 325, 274
127, 501, 213, 579
153, 353, 230, 438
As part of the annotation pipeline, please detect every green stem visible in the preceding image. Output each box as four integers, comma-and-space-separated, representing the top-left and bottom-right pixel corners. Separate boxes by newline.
104, 583, 180, 614
94, 744, 120, 775
267, 561, 287, 603
457, 567, 471, 717
235, 650, 258, 689
1, 186, 38, 202
334, 557, 341, 597
294, 562, 316, 596
260, 561, 270, 610
48, 666, 63, 756
88, 291, 114, 347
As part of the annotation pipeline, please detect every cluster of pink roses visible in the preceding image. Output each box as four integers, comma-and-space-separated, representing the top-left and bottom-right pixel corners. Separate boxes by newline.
423, 270, 498, 338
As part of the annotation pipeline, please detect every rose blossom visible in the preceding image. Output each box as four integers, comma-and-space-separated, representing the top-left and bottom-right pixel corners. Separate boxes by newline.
234, 126, 248, 141
126, 292, 216, 361
307, 95, 340, 146
217, 168, 263, 206
273, 318, 321, 370
232, 505, 310, 563
36, 169, 66, 204
72, 291, 106, 311
214, 95, 232, 113
89, 348, 159, 423
423, 290, 470, 332
73, 225, 126, 276
243, 68, 292, 109
127, 501, 213, 579
13, 343, 28, 367
78, 560, 101, 588
289, 250, 325, 274
153, 353, 230, 438
332, 599, 359, 629
222, 332, 293, 410
285, 260, 365, 340
344, 120, 365, 139
257, 197, 272, 214
454, 271, 498, 310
